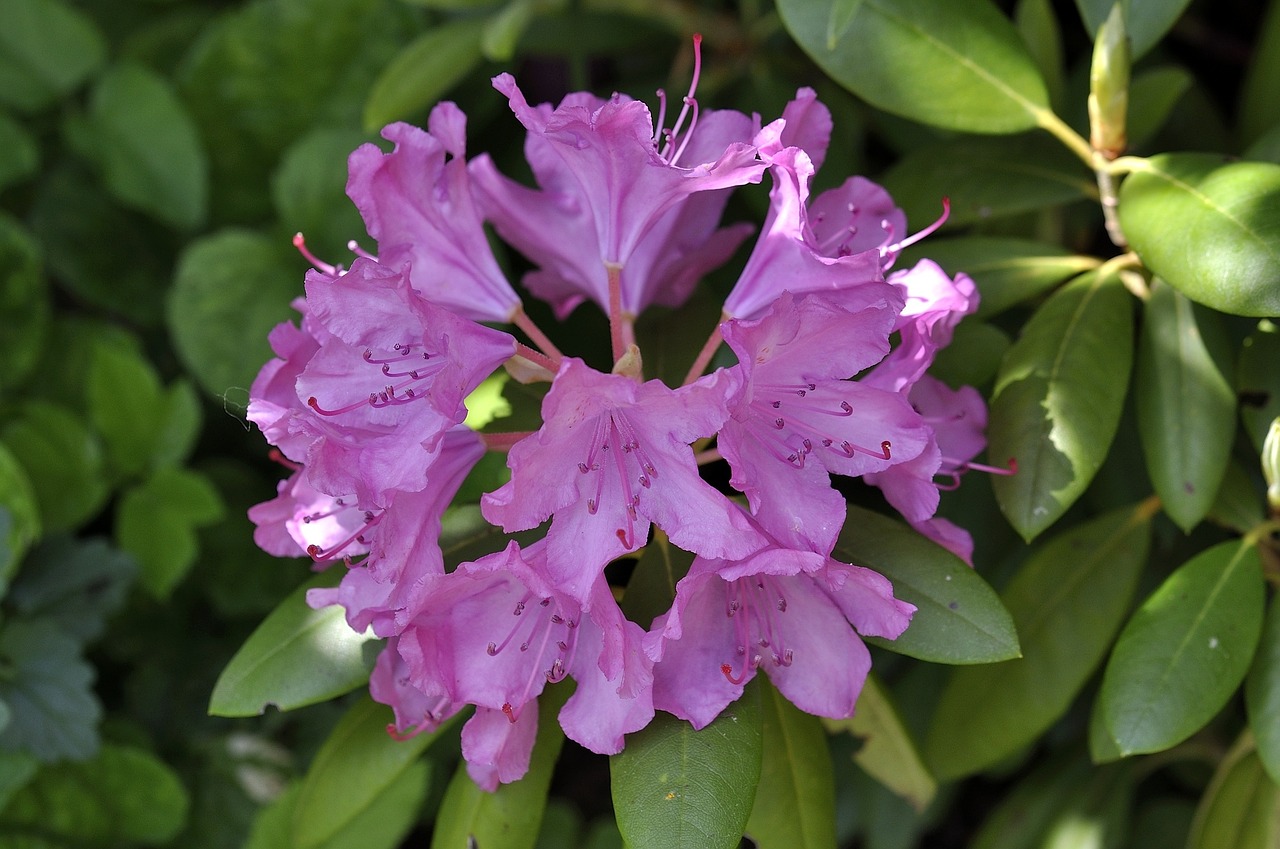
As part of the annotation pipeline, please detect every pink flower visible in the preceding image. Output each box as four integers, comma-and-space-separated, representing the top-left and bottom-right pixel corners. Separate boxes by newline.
718, 290, 931, 551
371, 636, 459, 739
481, 358, 764, 603
346, 105, 522, 322
646, 513, 915, 729
292, 257, 514, 504
247, 296, 329, 465
247, 467, 368, 562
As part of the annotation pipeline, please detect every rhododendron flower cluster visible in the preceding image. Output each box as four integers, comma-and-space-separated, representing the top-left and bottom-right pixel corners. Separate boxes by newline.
247, 39, 998, 791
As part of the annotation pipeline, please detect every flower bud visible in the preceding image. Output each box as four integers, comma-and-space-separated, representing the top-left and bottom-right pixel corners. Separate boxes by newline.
1264, 417, 1280, 512
1088, 3, 1130, 159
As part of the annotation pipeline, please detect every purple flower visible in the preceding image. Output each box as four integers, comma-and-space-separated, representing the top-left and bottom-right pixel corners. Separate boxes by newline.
292, 257, 514, 504
371, 635, 459, 740
396, 540, 653, 789
247, 296, 329, 465
718, 290, 931, 551
481, 358, 764, 603
646, 513, 914, 729
247, 467, 369, 562
346, 105, 522, 323
468, 69, 768, 318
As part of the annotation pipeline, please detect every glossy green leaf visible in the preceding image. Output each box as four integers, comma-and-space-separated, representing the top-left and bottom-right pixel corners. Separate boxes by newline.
0, 743, 189, 844
85, 63, 208, 230
1073, 0, 1193, 59
1119, 153, 1280, 317
0, 113, 38, 190
296, 697, 455, 849
116, 467, 225, 599
1014, 0, 1064, 107
1238, 320, 1280, 453
0, 444, 40, 584
926, 503, 1154, 778
87, 343, 167, 479
0, 0, 106, 112
271, 127, 371, 261
168, 229, 300, 398
611, 682, 762, 849
989, 270, 1134, 541
1128, 66, 1192, 146
482, 0, 536, 60
826, 674, 935, 811
363, 18, 486, 131
1188, 734, 1280, 849
826, 0, 866, 49
0, 618, 99, 762
880, 133, 1093, 228
1246, 597, 1280, 785
836, 506, 1020, 664
1240, 1, 1280, 146
1100, 539, 1265, 756
431, 686, 567, 849
621, 529, 694, 628
247, 762, 431, 849
777, 0, 1049, 133
929, 320, 1009, 390
907, 237, 1099, 319
1136, 280, 1236, 531
2, 401, 109, 534
0, 213, 48, 393
1208, 459, 1266, 536
8, 536, 136, 643
209, 570, 379, 717
972, 755, 1132, 849
745, 679, 837, 849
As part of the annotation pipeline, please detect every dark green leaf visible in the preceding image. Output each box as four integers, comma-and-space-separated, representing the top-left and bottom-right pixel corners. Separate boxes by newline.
925, 502, 1154, 778
0, 213, 48, 394
1207, 459, 1265, 536
880, 133, 1093, 228
0, 618, 100, 762
1136, 280, 1236, 531
1128, 66, 1193, 146
777, 0, 1050, 133
745, 679, 837, 849
363, 18, 486, 131
1013, 0, 1064, 107
87, 343, 166, 479
1238, 319, 1280, 453
837, 505, 1020, 664
906, 237, 1099, 319
1240, 2, 1280, 147
0, 743, 189, 844
1073, 0, 1193, 59
1187, 734, 1280, 849
85, 63, 208, 230
621, 529, 694, 628
209, 570, 378, 717
611, 682, 762, 849
0, 0, 105, 112
168, 229, 301, 398
825, 674, 935, 811
431, 687, 568, 849
271, 127, 372, 261
0, 751, 38, 811
0, 444, 40, 585
151, 380, 203, 471
1246, 597, 1280, 785
2, 402, 109, 534
482, 0, 536, 61
1119, 153, 1280, 317
1100, 539, 1265, 756
116, 467, 225, 599
928, 320, 1009, 389
296, 696, 455, 849
0, 113, 38, 190
826, 0, 866, 50
8, 536, 136, 642
989, 270, 1134, 541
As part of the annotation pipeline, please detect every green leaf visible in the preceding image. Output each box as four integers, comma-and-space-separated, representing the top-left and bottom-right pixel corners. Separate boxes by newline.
1, 402, 109, 534
87, 343, 166, 479
825, 674, 935, 811
906, 237, 1099, 319
1100, 539, 1265, 756
431, 687, 568, 849
925, 503, 1154, 779
0, 750, 38, 811
880, 133, 1093, 228
0, 0, 106, 112
989, 270, 1134, 541
0, 213, 48, 394
363, 18, 486, 131
0, 113, 38, 190
1013, 0, 1064, 107
1208, 459, 1266, 536
0, 444, 41, 584
1135, 280, 1236, 531
209, 570, 379, 717
745, 679, 837, 849
84, 63, 208, 230
621, 529, 694, 628
777, 0, 1050, 133
611, 682, 763, 849
1119, 153, 1280, 317
1128, 66, 1193, 146
168, 229, 300, 398
836, 505, 1020, 664
928, 320, 1009, 389
0, 618, 100, 762
296, 697, 455, 849
151, 380, 203, 471
1073, 0, 1193, 59
116, 467, 225, 599
826, 0, 865, 50
482, 0, 536, 61
1246, 597, 1280, 785
1240, 1, 1280, 147
271, 127, 371, 261
8, 536, 136, 642
1238, 319, 1280, 453
248, 762, 431, 849
1187, 734, 1280, 849
0, 743, 189, 844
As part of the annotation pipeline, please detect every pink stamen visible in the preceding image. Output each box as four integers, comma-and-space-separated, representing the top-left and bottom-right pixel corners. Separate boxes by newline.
656, 34, 703, 165
881, 197, 950, 256
293, 232, 339, 276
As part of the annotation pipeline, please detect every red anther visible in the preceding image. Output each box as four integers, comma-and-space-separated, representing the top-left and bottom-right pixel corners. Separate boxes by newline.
501, 703, 517, 723
267, 448, 301, 471
881, 440, 892, 460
